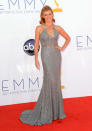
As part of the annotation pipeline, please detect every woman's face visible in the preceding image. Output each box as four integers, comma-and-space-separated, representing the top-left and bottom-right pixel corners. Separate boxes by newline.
42, 10, 53, 23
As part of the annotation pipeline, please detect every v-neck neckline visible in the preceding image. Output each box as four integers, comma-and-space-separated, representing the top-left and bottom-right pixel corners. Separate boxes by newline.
43, 23, 55, 37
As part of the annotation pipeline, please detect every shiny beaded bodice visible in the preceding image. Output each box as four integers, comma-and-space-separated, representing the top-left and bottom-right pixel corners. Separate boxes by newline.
40, 23, 59, 48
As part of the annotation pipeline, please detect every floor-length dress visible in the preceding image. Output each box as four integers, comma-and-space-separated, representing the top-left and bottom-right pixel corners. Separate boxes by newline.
19, 23, 66, 125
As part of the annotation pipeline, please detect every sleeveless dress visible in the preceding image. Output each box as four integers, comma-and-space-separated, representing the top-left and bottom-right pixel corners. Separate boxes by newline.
19, 23, 66, 125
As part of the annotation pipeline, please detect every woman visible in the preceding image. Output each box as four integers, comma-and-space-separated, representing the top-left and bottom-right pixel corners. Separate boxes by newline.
19, 5, 71, 126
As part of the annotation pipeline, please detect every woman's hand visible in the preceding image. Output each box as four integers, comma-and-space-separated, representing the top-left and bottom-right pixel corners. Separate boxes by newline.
35, 59, 40, 70
55, 45, 65, 51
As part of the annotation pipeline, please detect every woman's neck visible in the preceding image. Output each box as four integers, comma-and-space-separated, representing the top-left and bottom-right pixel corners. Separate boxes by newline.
44, 22, 54, 27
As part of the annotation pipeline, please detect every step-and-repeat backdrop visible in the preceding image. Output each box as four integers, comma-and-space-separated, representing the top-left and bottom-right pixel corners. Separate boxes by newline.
0, 0, 92, 106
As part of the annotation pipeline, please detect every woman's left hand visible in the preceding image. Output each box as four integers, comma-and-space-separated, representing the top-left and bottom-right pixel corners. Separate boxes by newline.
55, 45, 64, 51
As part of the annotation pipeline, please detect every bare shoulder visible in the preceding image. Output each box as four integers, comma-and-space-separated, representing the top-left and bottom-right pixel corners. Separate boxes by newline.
35, 25, 43, 34
54, 24, 64, 32
54, 24, 71, 39
35, 25, 41, 31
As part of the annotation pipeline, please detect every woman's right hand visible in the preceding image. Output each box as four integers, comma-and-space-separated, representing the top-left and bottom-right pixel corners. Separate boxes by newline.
35, 59, 40, 70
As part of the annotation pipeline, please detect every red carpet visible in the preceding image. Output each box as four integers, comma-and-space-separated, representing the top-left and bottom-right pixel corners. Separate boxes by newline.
0, 96, 92, 131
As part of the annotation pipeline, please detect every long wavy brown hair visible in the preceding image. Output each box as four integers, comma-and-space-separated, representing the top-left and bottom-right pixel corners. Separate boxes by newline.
39, 5, 55, 24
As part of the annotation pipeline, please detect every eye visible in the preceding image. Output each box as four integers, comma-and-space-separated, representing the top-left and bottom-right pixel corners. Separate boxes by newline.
49, 13, 51, 15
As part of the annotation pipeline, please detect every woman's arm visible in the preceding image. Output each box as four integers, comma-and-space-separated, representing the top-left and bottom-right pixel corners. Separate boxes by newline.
56, 25, 71, 51
34, 26, 40, 59
34, 26, 40, 70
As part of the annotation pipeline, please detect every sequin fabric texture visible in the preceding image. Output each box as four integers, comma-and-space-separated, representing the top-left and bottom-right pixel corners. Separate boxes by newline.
19, 23, 66, 125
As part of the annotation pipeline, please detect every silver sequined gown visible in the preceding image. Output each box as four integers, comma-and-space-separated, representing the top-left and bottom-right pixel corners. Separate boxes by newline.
19, 23, 66, 125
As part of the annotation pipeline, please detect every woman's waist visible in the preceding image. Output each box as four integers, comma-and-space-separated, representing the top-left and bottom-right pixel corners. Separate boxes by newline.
41, 43, 58, 48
